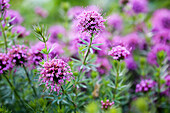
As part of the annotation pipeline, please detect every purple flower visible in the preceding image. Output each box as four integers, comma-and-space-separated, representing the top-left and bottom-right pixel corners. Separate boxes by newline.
6, 9, 23, 25
108, 45, 130, 60
147, 44, 170, 66
11, 25, 30, 38
48, 25, 66, 43
152, 31, 170, 46
39, 59, 73, 93
67, 6, 83, 19
124, 32, 145, 50
0, 53, 10, 74
129, 0, 148, 14
135, 79, 156, 93
152, 9, 170, 32
76, 10, 105, 35
96, 57, 111, 75
29, 44, 45, 66
107, 14, 123, 31
35, 7, 48, 18
8, 45, 29, 66
165, 75, 170, 87
101, 100, 114, 110
125, 56, 137, 70
0, 0, 10, 12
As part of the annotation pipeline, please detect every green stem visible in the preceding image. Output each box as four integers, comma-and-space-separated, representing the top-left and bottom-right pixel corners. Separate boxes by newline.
44, 42, 49, 61
23, 64, 37, 97
114, 61, 120, 99
3, 74, 26, 109
0, 22, 7, 54
61, 86, 77, 109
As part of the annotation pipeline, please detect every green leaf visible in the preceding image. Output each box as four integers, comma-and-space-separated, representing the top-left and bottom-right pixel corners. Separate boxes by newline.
91, 46, 101, 50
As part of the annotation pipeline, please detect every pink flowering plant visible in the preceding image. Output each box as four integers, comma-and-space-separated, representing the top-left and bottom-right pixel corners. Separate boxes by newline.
0, 0, 170, 113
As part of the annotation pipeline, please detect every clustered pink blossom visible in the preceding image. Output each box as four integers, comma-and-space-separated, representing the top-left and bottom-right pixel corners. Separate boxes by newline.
39, 59, 73, 93
129, 0, 148, 14
147, 44, 170, 66
6, 9, 23, 25
8, 45, 29, 66
77, 10, 105, 35
152, 9, 170, 32
135, 79, 156, 93
107, 14, 123, 31
0, 0, 10, 12
165, 75, 170, 87
29, 49, 44, 66
35, 6, 48, 18
108, 45, 130, 60
101, 100, 114, 110
12, 25, 30, 38
0, 53, 10, 74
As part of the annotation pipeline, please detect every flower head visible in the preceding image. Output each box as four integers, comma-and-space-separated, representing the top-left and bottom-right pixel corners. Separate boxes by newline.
101, 100, 114, 110
107, 14, 123, 31
135, 79, 156, 93
77, 10, 105, 35
6, 9, 23, 25
35, 7, 48, 18
48, 25, 66, 43
12, 25, 30, 38
8, 45, 29, 66
108, 45, 130, 60
125, 56, 137, 70
0, 53, 10, 74
0, 0, 10, 12
39, 59, 73, 93
165, 75, 170, 87
152, 9, 170, 32
129, 0, 148, 14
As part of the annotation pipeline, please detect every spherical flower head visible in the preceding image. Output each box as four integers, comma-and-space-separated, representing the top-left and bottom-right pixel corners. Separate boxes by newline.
0, 53, 10, 74
165, 75, 170, 87
129, 0, 148, 14
29, 45, 45, 66
107, 14, 123, 31
35, 7, 48, 18
135, 79, 156, 93
11, 25, 30, 38
125, 56, 137, 70
8, 45, 29, 66
48, 25, 66, 43
147, 44, 170, 66
152, 9, 170, 32
96, 57, 111, 75
152, 31, 170, 45
108, 45, 130, 60
39, 59, 73, 93
101, 100, 114, 110
0, 0, 10, 12
5, 9, 23, 25
77, 10, 105, 35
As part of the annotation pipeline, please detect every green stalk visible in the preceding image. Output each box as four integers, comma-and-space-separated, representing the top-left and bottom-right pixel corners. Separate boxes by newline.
114, 61, 120, 99
23, 64, 37, 97
3, 74, 26, 109
0, 22, 7, 54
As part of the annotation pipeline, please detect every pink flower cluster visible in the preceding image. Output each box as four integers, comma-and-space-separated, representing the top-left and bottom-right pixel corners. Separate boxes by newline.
135, 79, 156, 93
77, 10, 105, 35
0, 53, 10, 74
108, 45, 130, 60
0, 0, 10, 11
12, 25, 30, 38
8, 45, 29, 66
101, 100, 114, 110
39, 59, 73, 93
35, 7, 48, 18
165, 75, 170, 87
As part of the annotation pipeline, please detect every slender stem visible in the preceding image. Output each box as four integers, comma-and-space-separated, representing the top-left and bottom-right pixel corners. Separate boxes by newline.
23, 64, 37, 97
0, 22, 7, 54
3, 74, 26, 108
114, 61, 120, 99
44, 42, 49, 61
77, 36, 93, 82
